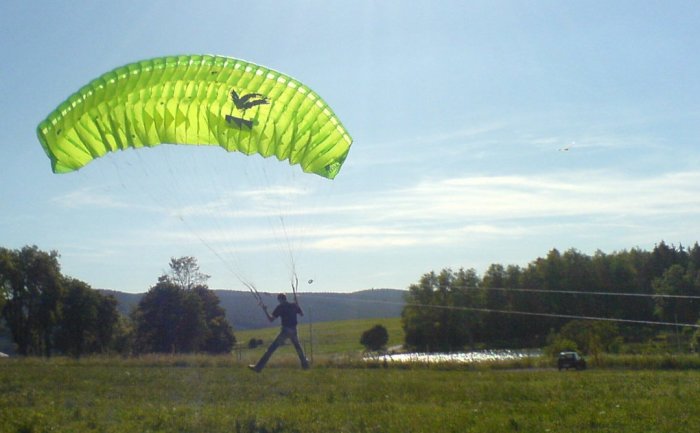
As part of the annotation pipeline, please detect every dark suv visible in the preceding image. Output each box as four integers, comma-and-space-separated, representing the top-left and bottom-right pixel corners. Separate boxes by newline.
557, 351, 586, 371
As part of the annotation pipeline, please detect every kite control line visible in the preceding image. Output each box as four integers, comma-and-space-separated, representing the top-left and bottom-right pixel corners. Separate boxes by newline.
246, 283, 267, 311
291, 275, 300, 305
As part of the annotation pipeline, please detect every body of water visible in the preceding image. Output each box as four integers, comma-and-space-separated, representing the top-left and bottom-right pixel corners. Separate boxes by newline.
365, 349, 542, 364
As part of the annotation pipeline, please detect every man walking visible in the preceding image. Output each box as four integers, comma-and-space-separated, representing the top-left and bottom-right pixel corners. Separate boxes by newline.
249, 293, 310, 372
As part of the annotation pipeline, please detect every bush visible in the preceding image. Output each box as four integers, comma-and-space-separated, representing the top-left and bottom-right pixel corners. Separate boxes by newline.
544, 337, 578, 357
360, 325, 389, 352
248, 338, 263, 349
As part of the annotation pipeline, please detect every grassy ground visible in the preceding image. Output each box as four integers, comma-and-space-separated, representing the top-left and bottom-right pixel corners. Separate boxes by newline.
2, 357, 700, 433
236, 317, 404, 354
4, 318, 700, 432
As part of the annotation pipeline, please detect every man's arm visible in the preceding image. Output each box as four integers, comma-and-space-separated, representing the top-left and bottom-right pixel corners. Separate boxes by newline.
262, 305, 276, 322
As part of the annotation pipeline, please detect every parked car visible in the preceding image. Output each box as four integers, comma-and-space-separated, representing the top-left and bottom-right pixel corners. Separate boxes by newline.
557, 351, 586, 371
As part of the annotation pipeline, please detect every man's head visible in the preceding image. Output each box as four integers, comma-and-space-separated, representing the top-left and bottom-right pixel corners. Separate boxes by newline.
277, 293, 287, 303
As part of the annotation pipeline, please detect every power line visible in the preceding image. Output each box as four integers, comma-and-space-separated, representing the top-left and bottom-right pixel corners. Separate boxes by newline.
464, 285, 700, 300
301, 293, 700, 329
400, 301, 700, 329
381, 283, 700, 300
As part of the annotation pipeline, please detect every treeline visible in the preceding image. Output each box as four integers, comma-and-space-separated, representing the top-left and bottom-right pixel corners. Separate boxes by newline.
402, 241, 700, 352
0, 246, 235, 357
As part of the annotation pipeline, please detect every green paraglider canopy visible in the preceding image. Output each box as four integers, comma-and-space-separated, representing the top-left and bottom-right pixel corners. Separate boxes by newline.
37, 54, 352, 179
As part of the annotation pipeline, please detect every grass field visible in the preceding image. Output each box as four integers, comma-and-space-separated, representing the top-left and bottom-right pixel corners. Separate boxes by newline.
236, 317, 405, 356
3, 318, 700, 432
3, 358, 700, 433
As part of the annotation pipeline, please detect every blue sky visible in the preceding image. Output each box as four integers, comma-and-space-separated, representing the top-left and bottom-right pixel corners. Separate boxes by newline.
2, 1, 699, 294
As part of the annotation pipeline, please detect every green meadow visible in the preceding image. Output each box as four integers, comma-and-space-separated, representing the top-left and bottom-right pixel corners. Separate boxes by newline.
235, 317, 405, 360
3, 318, 700, 433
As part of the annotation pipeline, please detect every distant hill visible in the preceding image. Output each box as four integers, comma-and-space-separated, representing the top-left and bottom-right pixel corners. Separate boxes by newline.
100, 288, 407, 330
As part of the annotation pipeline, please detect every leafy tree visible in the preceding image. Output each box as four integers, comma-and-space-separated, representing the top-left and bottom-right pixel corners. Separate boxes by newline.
203, 315, 236, 353
110, 315, 134, 355
691, 319, 700, 353
480, 264, 521, 345
165, 256, 210, 290
360, 324, 389, 351
402, 268, 483, 352
94, 293, 120, 352
133, 278, 205, 353
193, 286, 235, 354
0, 250, 8, 316
591, 250, 649, 326
53, 278, 119, 357
402, 271, 446, 351
0, 246, 63, 356
133, 258, 235, 354
55, 278, 99, 357
548, 320, 621, 355
401, 241, 700, 352
176, 288, 208, 352
653, 264, 700, 325
688, 243, 700, 274
512, 259, 553, 345
544, 335, 579, 356
643, 241, 684, 287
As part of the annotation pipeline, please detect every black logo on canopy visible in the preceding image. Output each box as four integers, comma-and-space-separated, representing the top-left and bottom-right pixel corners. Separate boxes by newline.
226, 89, 269, 130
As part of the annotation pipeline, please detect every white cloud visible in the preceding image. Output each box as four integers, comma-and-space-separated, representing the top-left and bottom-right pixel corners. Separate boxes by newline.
51, 187, 136, 210
298, 170, 700, 251
49, 166, 700, 269
379, 170, 700, 220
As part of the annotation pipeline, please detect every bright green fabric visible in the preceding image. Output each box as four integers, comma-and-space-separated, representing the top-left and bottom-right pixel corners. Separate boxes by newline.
37, 55, 352, 179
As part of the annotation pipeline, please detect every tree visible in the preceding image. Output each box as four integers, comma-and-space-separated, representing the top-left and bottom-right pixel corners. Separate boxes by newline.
691, 319, 700, 353
652, 264, 700, 326
132, 258, 235, 354
402, 271, 444, 351
203, 316, 236, 353
55, 278, 99, 357
94, 293, 120, 353
451, 268, 484, 348
110, 315, 134, 355
165, 256, 210, 290
548, 320, 621, 356
402, 268, 484, 352
480, 264, 516, 345
54, 278, 120, 357
0, 249, 8, 317
133, 278, 205, 353
361, 324, 389, 351
0, 246, 63, 356
193, 286, 235, 354
175, 288, 208, 352
56, 278, 119, 357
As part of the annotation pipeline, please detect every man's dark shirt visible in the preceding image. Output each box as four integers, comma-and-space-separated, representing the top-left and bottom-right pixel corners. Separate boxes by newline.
272, 301, 302, 328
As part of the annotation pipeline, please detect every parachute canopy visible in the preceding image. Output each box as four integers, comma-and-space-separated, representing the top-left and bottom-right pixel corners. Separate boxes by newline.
37, 55, 352, 179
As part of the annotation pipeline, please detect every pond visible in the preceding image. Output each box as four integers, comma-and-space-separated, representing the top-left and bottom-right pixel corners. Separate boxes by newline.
365, 349, 542, 364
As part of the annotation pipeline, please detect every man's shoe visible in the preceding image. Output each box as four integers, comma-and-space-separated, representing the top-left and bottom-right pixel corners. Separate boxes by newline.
248, 364, 261, 373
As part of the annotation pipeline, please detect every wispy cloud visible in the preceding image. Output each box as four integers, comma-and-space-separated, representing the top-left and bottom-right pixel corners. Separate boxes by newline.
122, 169, 700, 255
52, 187, 133, 210
374, 171, 700, 221
350, 122, 508, 167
